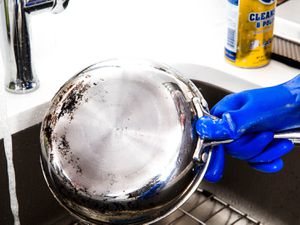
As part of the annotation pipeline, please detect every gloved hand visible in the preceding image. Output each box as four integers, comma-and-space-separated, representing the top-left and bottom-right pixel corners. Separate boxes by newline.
197, 75, 300, 182
203, 133, 294, 182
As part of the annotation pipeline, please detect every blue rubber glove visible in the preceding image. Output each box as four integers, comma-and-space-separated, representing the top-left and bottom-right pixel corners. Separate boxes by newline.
204, 133, 294, 182
198, 75, 300, 182
198, 75, 300, 140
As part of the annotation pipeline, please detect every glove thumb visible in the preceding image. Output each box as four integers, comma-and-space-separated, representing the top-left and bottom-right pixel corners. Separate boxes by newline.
196, 115, 234, 140
204, 145, 225, 182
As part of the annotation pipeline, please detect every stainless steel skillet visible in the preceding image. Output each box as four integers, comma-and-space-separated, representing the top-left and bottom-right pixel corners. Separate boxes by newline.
40, 59, 300, 225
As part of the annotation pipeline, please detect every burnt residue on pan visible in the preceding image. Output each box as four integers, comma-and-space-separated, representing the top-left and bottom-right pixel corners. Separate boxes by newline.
42, 75, 92, 177
43, 113, 55, 148
57, 134, 83, 175
58, 134, 70, 155
57, 134, 83, 174
43, 76, 91, 141
57, 80, 91, 121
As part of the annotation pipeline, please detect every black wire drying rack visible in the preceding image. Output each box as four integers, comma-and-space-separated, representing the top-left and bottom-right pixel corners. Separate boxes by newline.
162, 188, 261, 225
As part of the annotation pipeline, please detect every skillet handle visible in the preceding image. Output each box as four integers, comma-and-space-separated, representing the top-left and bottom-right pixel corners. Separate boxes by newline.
204, 128, 300, 147
274, 129, 300, 144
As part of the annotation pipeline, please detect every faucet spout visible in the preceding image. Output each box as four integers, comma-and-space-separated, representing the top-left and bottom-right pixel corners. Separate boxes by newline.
25, 0, 69, 14
0, 0, 69, 94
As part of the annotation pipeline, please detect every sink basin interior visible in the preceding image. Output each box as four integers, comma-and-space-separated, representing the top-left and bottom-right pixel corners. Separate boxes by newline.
1, 79, 300, 225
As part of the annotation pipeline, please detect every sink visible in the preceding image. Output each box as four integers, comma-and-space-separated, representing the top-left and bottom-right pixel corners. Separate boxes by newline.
1, 78, 300, 225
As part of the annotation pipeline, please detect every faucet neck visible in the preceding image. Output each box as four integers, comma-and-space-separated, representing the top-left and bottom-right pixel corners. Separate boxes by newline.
0, 0, 38, 93
0, 0, 69, 93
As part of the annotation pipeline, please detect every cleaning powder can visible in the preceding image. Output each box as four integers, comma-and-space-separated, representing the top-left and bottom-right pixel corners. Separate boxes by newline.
225, 0, 276, 68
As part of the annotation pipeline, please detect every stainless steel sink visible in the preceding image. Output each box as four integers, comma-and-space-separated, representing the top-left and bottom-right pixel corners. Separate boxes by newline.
1, 79, 300, 225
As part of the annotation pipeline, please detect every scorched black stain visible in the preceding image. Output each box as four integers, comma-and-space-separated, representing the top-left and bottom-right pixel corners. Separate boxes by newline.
43, 79, 91, 151
57, 133, 83, 175
58, 134, 70, 154
57, 80, 91, 121
44, 113, 54, 143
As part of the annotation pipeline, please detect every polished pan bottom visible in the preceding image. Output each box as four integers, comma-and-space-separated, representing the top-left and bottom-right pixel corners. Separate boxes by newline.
1, 80, 300, 225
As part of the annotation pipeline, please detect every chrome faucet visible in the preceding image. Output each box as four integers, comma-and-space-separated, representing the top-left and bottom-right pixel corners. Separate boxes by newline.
0, 0, 69, 93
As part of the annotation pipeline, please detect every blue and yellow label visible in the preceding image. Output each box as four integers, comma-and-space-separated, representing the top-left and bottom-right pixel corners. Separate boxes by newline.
249, 9, 275, 28
225, 0, 276, 68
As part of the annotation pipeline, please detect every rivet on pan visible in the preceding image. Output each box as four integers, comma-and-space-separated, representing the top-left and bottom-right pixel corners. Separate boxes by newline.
201, 98, 209, 109
201, 152, 208, 163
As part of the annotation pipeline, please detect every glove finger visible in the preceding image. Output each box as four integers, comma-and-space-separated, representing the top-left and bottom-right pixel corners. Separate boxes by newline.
196, 116, 233, 140
225, 132, 274, 160
204, 145, 225, 183
211, 93, 247, 117
249, 158, 284, 173
248, 139, 294, 163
